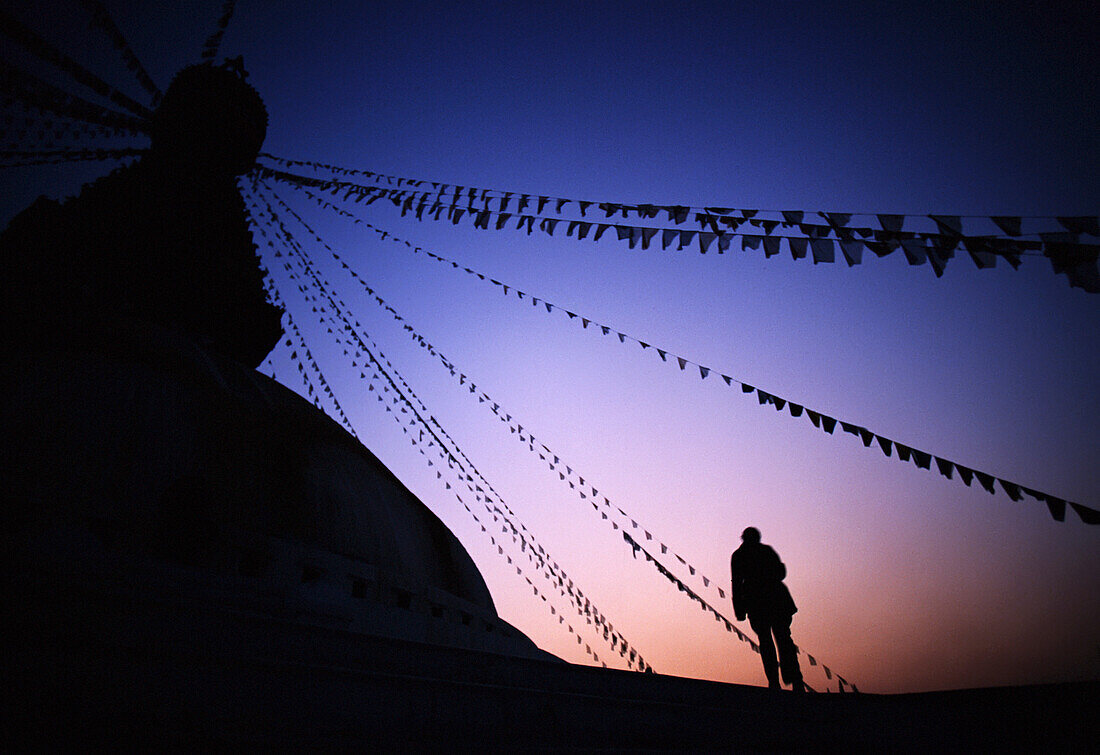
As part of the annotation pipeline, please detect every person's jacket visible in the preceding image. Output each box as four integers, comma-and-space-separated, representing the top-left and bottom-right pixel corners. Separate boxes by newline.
730, 541, 797, 620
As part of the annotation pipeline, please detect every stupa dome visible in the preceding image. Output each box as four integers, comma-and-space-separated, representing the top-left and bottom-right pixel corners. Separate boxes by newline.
3, 317, 495, 613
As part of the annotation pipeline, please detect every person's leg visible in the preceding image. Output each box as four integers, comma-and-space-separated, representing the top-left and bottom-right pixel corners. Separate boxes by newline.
773, 614, 803, 689
749, 615, 780, 688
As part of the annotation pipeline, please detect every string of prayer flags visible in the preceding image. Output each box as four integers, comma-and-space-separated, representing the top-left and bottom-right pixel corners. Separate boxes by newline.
79, 0, 162, 104
243, 199, 356, 434
256, 157, 1099, 291
0, 58, 148, 134
0, 8, 153, 119
1, 99, 142, 149
383, 375, 616, 672
200, 0, 238, 62
0, 146, 145, 169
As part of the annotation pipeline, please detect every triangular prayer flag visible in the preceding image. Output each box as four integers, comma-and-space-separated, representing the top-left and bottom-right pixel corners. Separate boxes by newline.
823, 212, 851, 227
929, 214, 963, 236
877, 214, 904, 233
811, 238, 835, 264
1069, 501, 1098, 524
840, 239, 864, 266
974, 471, 997, 494
901, 238, 928, 265
963, 238, 998, 269
911, 449, 932, 469
955, 464, 973, 486
999, 479, 1022, 501
990, 216, 1022, 236
1057, 216, 1100, 236
927, 245, 952, 277
935, 457, 954, 479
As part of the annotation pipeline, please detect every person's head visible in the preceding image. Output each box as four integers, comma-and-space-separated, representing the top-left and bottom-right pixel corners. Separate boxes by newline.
741, 526, 761, 544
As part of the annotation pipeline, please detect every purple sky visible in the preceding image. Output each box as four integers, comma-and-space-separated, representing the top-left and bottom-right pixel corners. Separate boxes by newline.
3, 0, 1097, 693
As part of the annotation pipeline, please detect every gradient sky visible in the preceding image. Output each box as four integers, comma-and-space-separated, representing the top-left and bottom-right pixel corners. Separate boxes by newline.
3, 0, 1097, 693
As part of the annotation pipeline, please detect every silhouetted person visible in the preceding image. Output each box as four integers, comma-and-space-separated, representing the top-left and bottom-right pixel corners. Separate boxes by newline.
730, 527, 803, 691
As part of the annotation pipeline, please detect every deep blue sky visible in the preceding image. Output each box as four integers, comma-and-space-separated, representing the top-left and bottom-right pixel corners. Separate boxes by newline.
3, 0, 1097, 693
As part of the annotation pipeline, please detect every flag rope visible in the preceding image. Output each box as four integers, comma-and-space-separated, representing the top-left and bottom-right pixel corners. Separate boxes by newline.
256, 162, 1097, 291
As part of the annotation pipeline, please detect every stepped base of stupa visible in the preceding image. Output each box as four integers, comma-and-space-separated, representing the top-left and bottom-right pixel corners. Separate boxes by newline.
5, 528, 1094, 750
